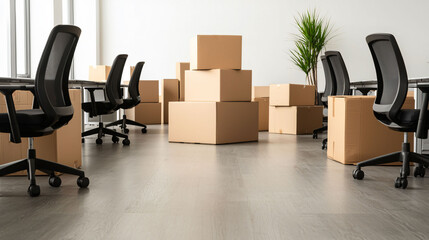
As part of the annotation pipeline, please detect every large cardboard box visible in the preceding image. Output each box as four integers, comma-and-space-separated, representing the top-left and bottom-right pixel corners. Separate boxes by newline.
135, 103, 162, 124
176, 62, 190, 101
89, 65, 111, 82
269, 84, 315, 106
327, 96, 414, 165
269, 105, 323, 135
185, 69, 252, 102
169, 102, 258, 144
252, 86, 270, 99
161, 79, 179, 123
254, 97, 269, 131
190, 35, 242, 70
124, 108, 135, 121
0, 89, 82, 175
138, 80, 159, 103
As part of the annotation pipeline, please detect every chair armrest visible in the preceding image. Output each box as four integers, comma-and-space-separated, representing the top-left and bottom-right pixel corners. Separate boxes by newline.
0, 91, 22, 143
84, 87, 105, 117
416, 88, 429, 139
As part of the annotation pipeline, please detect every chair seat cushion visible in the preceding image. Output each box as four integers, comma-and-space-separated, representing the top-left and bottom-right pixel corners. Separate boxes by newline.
82, 101, 116, 115
0, 109, 53, 136
118, 98, 138, 109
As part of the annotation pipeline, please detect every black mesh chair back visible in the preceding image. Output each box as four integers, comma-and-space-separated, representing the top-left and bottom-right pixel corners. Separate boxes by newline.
366, 34, 408, 124
321, 55, 336, 103
128, 62, 145, 105
34, 25, 81, 129
326, 51, 351, 96
105, 54, 128, 107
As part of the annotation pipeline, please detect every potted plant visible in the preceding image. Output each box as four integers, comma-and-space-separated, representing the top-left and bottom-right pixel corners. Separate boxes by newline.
290, 9, 333, 103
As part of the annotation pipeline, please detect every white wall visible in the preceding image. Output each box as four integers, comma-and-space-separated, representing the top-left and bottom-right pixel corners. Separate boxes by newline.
99, 0, 429, 90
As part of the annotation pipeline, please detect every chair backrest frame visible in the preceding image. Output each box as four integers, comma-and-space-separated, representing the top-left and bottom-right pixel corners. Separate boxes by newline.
105, 54, 128, 107
320, 55, 337, 103
325, 51, 351, 96
128, 61, 145, 105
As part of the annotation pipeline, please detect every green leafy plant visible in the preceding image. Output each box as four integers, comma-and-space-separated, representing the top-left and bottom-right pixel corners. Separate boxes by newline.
290, 9, 333, 92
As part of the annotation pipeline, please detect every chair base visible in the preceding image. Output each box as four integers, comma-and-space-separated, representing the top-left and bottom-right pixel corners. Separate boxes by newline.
82, 122, 130, 145
313, 126, 327, 139
0, 145, 88, 197
105, 114, 147, 134
353, 138, 429, 189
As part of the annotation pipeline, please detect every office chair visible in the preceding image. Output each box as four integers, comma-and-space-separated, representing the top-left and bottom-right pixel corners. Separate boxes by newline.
105, 62, 148, 134
317, 51, 352, 149
81, 55, 131, 145
0, 25, 89, 197
352, 34, 429, 189
313, 55, 336, 149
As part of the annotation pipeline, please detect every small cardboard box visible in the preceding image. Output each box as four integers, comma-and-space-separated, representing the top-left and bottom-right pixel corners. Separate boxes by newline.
185, 69, 252, 102
269, 105, 323, 135
269, 84, 315, 106
89, 65, 111, 82
254, 97, 269, 131
0, 90, 82, 175
190, 35, 242, 70
162, 79, 179, 123
327, 96, 414, 165
135, 103, 162, 124
139, 80, 159, 103
252, 86, 270, 99
176, 62, 190, 101
169, 102, 258, 144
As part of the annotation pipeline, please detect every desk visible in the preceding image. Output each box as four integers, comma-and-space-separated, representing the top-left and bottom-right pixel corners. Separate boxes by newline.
350, 77, 429, 154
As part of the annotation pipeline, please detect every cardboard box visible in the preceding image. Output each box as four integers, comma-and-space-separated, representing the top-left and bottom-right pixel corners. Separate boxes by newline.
0, 89, 82, 175
169, 102, 258, 144
252, 86, 270, 99
176, 62, 190, 101
269, 84, 315, 106
190, 35, 242, 70
124, 108, 135, 121
327, 96, 414, 165
269, 105, 323, 135
185, 69, 252, 102
254, 97, 269, 131
89, 65, 111, 82
135, 103, 162, 124
162, 79, 179, 124
138, 80, 159, 103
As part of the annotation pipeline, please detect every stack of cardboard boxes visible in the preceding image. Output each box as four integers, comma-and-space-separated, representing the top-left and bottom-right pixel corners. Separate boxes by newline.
161, 79, 179, 123
169, 35, 258, 144
269, 84, 323, 134
252, 86, 270, 131
176, 62, 190, 101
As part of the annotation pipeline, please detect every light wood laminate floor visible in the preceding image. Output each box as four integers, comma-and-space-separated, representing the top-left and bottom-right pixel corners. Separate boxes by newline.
1, 125, 429, 240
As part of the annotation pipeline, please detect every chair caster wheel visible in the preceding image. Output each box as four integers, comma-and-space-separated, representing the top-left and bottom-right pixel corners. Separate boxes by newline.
124, 128, 129, 134
28, 184, 40, 197
82, 138, 85, 143
414, 167, 425, 178
96, 138, 103, 145
112, 136, 119, 143
77, 177, 90, 188
395, 177, 408, 189
142, 128, 147, 134
49, 175, 62, 187
122, 138, 130, 146
313, 133, 318, 139
353, 169, 364, 180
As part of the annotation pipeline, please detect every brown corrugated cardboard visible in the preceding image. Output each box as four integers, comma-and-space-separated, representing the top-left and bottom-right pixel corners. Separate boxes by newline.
89, 65, 111, 82
124, 108, 135, 121
176, 62, 190, 101
135, 103, 162, 124
138, 80, 159, 103
169, 102, 258, 144
0, 90, 82, 175
190, 35, 242, 70
252, 86, 270, 99
254, 97, 269, 131
161, 79, 179, 124
269, 84, 315, 106
269, 105, 323, 135
327, 96, 414, 165
185, 69, 252, 102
